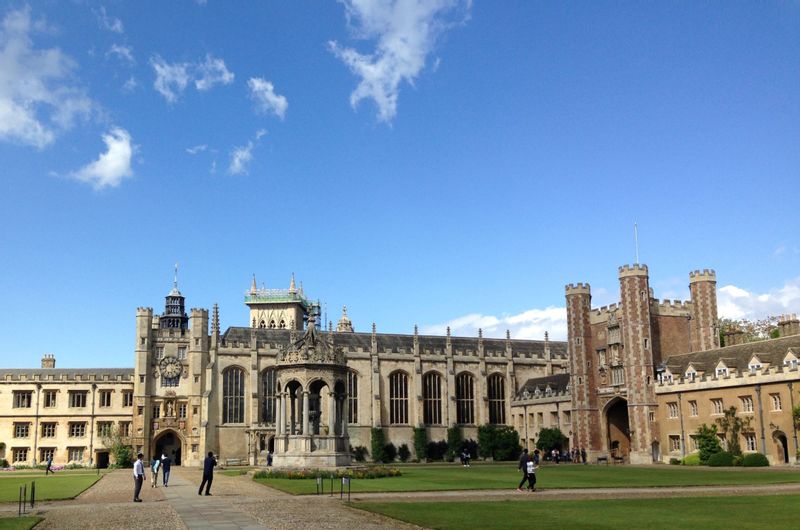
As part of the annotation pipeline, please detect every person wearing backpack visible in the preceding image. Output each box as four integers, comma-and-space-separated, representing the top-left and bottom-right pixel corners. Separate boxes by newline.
526, 458, 538, 491
517, 449, 531, 492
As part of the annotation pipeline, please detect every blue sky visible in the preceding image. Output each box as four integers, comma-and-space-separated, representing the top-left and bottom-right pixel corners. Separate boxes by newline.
1, 1, 799, 368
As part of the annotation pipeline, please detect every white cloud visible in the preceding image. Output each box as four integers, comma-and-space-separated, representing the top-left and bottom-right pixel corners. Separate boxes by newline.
718, 279, 800, 321
248, 77, 287, 119
150, 55, 190, 103
195, 54, 234, 91
228, 141, 254, 175
107, 44, 134, 64
422, 306, 568, 341
227, 129, 268, 175
329, 0, 469, 122
0, 6, 93, 148
70, 127, 134, 189
96, 7, 124, 34
186, 144, 208, 155
122, 76, 138, 92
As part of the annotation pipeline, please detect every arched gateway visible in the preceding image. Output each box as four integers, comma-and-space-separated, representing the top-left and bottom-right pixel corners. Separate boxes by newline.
272, 316, 351, 467
604, 398, 631, 460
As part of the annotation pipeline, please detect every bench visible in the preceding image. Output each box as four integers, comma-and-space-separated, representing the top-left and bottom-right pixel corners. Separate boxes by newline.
612, 455, 625, 464
596, 455, 609, 465
224, 458, 245, 466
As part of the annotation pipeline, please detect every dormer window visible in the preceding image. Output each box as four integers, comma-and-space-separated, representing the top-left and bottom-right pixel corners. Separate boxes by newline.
716, 366, 728, 377
748, 363, 761, 374
685, 370, 696, 382
660, 371, 673, 384
783, 353, 799, 368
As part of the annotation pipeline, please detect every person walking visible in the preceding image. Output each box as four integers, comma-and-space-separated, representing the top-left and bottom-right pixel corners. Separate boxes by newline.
517, 449, 530, 492
198, 451, 217, 496
150, 456, 160, 488
161, 453, 172, 487
133, 453, 145, 502
461, 449, 471, 468
45, 455, 53, 475
526, 457, 538, 492
581, 447, 587, 464
266, 451, 273, 467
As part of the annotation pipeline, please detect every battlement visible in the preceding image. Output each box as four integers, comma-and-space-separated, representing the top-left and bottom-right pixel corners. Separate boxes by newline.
136, 307, 154, 316
565, 283, 591, 295
594, 303, 620, 315
778, 313, 799, 323
618, 263, 648, 278
689, 269, 716, 283
190, 308, 208, 317
652, 299, 692, 316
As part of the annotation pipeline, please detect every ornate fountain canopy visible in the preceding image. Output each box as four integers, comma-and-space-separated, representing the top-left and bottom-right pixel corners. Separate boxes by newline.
277, 316, 345, 366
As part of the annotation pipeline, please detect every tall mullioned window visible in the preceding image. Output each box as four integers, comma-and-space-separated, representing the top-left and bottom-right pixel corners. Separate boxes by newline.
456, 372, 475, 425
223, 367, 245, 424
389, 371, 408, 425
347, 371, 358, 424
487, 373, 506, 424
422, 372, 443, 425
261, 368, 277, 424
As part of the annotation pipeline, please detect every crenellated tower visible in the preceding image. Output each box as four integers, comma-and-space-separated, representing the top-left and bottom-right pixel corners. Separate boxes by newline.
689, 269, 719, 352
565, 282, 599, 456
618, 264, 658, 464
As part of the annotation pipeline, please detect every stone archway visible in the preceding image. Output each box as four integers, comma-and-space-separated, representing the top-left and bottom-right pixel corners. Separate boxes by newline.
152, 429, 184, 465
773, 431, 789, 464
604, 398, 631, 459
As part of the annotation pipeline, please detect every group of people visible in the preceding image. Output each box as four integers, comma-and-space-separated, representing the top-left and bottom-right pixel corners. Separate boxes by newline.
132, 451, 217, 502
549, 447, 587, 464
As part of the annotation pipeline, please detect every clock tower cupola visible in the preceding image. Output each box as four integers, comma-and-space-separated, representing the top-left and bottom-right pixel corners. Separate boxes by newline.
161, 263, 188, 330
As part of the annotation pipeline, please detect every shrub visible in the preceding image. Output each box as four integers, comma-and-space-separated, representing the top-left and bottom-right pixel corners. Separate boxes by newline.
371, 428, 386, 464
681, 454, 700, 466
695, 424, 722, 464
427, 440, 448, 461
398, 444, 411, 463
351, 446, 369, 463
446, 427, 463, 462
708, 451, 735, 467
413, 427, 428, 461
535, 427, 568, 453
742, 453, 770, 467
478, 425, 522, 461
669, 458, 681, 465
383, 443, 397, 463
461, 439, 479, 459
0, 459, 9, 468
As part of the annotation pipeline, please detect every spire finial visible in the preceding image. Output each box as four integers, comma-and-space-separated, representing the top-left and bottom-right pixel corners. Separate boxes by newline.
250, 273, 257, 293
478, 328, 483, 339
446, 326, 451, 337
372, 322, 376, 334
289, 272, 297, 293
342, 305, 348, 316
506, 329, 510, 340
174, 262, 179, 289
544, 331, 549, 342
414, 324, 418, 336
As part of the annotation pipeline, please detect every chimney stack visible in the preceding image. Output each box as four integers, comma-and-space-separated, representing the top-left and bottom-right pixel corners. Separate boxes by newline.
41, 354, 56, 369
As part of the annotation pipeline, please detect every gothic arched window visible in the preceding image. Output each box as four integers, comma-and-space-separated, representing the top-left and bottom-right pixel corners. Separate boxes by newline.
223, 367, 245, 424
487, 373, 506, 424
389, 371, 408, 424
456, 372, 475, 425
347, 371, 358, 424
423, 372, 442, 425
279, 320, 286, 329
261, 368, 277, 424
269, 320, 276, 329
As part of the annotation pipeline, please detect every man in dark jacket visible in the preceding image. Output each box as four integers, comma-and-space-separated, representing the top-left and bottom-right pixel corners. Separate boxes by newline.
517, 448, 530, 492
198, 451, 217, 495
161, 453, 172, 487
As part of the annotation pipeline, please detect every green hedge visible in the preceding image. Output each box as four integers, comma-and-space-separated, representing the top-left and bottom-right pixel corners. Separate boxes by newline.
371, 428, 386, 463
742, 453, 770, 467
681, 453, 700, 466
708, 451, 735, 467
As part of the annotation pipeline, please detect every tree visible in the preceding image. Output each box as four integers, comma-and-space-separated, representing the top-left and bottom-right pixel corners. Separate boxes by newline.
536, 427, 568, 453
446, 426, 463, 462
413, 427, 428, 461
718, 317, 779, 346
793, 405, 800, 431
478, 425, 522, 461
100, 425, 133, 468
715, 406, 750, 457
695, 423, 722, 464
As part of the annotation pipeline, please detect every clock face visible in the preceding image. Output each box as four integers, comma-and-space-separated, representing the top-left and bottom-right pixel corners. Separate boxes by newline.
160, 357, 182, 378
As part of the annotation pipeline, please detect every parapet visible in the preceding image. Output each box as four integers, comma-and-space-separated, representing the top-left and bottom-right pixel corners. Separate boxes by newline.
136, 307, 154, 316
565, 283, 591, 295
618, 264, 649, 278
689, 269, 716, 283
190, 308, 209, 318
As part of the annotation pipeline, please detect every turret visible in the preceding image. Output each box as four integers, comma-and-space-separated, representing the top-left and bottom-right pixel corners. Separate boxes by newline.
689, 269, 719, 351
161, 266, 188, 330
565, 282, 596, 455
778, 314, 800, 337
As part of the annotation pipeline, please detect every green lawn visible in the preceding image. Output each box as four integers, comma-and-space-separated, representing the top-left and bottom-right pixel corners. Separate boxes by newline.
0, 517, 42, 530
356, 495, 800, 529
0, 473, 101, 502
254, 463, 800, 495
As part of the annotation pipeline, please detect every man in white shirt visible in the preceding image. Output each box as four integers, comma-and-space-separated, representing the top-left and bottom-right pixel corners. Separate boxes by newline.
133, 452, 146, 502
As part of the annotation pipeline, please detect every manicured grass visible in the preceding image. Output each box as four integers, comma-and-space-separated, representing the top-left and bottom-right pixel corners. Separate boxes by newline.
254, 463, 800, 495
0, 517, 42, 530
0, 473, 101, 502
356, 495, 800, 529
220, 469, 250, 477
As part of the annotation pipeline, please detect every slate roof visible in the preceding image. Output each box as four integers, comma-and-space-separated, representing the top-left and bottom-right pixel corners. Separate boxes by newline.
663, 335, 800, 374
515, 373, 571, 399
220, 327, 567, 359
